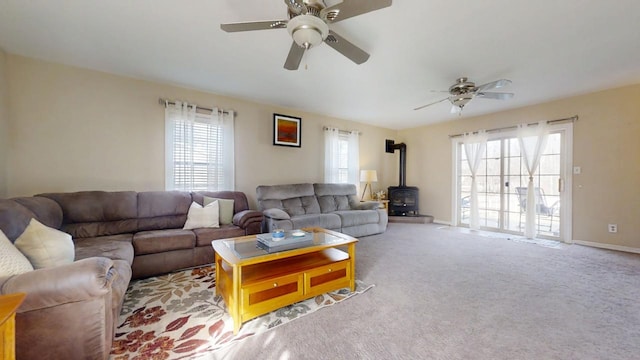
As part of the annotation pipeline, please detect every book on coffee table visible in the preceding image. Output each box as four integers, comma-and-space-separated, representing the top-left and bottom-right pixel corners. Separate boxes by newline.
256, 230, 313, 252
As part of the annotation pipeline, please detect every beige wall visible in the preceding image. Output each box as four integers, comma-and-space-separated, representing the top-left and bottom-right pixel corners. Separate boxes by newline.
399, 84, 640, 249
0, 49, 8, 198
5, 55, 397, 208
7, 54, 638, 250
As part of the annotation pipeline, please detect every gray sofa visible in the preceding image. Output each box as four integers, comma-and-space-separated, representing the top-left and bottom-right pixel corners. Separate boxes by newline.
0, 190, 262, 360
257, 183, 388, 237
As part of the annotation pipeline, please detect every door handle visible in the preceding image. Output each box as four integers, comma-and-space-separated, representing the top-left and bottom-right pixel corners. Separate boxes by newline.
558, 178, 563, 192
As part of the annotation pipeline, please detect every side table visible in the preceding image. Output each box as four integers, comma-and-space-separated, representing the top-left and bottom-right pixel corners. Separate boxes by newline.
0, 293, 25, 360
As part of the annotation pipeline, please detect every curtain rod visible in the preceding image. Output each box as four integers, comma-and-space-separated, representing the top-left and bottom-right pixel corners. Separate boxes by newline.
448, 115, 578, 138
323, 126, 362, 135
158, 98, 232, 115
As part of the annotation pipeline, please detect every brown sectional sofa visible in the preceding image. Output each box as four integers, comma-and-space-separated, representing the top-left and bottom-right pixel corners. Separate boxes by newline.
0, 190, 262, 360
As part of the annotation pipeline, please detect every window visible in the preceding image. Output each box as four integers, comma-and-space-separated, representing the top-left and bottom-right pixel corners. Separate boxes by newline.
336, 134, 350, 183
324, 127, 359, 184
165, 101, 234, 191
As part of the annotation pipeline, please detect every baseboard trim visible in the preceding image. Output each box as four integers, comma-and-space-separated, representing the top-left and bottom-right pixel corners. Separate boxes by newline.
573, 240, 640, 254
433, 220, 452, 226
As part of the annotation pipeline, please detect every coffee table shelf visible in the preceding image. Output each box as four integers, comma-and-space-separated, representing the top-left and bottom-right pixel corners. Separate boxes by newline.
212, 227, 357, 333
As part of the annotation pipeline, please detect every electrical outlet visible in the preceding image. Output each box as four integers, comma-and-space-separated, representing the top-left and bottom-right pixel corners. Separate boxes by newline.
608, 224, 618, 233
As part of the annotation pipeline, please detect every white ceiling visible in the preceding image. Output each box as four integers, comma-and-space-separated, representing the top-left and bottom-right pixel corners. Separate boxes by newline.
1, 0, 639, 130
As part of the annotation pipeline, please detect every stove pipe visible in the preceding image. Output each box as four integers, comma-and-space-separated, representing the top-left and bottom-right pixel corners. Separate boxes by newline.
385, 139, 407, 187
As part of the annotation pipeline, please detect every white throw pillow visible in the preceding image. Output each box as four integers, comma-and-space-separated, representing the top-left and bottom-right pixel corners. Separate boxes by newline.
15, 218, 75, 269
183, 200, 220, 230
0, 230, 34, 276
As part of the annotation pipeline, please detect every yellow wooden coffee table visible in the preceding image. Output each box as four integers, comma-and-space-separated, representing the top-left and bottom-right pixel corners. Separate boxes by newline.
212, 227, 358, 333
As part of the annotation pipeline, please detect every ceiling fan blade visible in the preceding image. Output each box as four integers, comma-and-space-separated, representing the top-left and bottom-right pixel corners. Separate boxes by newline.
221, 20, 288, 32
321, 0, 393, 23
476, 92, 515, 100
284, 42, 305, 70
475, 79, 512, 92
414, 97, 449, 111
284, 0, 307, 15
324, 30, 370, 64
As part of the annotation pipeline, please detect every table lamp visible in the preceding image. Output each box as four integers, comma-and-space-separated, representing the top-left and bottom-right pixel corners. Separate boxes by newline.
360, 170, 378, 201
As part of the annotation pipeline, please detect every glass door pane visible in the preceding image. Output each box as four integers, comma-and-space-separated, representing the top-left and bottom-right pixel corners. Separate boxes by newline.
457, 131, 564, 240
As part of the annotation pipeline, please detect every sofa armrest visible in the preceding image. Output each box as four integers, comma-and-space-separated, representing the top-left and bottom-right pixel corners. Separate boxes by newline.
0, 257, 117, 312
262, 208, 291, 220
351, 201, 380, 210
233, 210, 263, 228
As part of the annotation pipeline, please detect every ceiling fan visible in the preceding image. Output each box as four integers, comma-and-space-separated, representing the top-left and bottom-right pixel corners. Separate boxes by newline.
220, 0, 392, 70
414, 77, 514, 114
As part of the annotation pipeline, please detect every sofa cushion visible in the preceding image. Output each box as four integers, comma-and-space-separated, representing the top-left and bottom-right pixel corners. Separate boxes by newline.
183, 201, 220, 230
204, 196, 234, 225
74, 234, 134, 264
193, 226, 246, 247
280, 196, 321, 216
314, 183, 361, 213
291, 213, 341, 230
15, 218, 75, 269
257, 183, 314, 203
333, 210, 380, 227
263, 208, 291, 220
0, 198, 63, 242
137, 191, 191, 231
133, 229, 196, 255
61, 220, 139, 239
38, 191, 139, 238
352, 201, 380, 210
313, 183, 358, 197
317, 195, 352, 213
0, 230, 34, 276
0, 200, 37, 242
13, 197, 64, 231
256, 183, 322, 215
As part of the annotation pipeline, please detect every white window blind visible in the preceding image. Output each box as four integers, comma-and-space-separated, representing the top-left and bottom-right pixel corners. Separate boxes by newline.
165, 101, 235, 191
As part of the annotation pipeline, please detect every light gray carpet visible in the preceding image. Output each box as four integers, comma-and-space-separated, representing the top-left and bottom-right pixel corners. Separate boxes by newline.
212, 223, 640, 360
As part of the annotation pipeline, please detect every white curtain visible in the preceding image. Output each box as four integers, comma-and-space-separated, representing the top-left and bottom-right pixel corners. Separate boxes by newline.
463, 131, 488, 230
219, 109, 235, 191
324, 127, 360, 186
347, 130, 360, 186
165, 101, 235, 191
517, 121, 549, 238
324, 127, 340, 183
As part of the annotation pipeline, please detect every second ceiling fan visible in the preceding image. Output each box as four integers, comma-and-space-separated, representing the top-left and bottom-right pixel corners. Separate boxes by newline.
415, 77, 514, 114
220, 0, 392, 70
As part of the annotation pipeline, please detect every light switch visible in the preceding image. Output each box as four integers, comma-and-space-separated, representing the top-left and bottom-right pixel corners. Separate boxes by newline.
573, 166, 581, 175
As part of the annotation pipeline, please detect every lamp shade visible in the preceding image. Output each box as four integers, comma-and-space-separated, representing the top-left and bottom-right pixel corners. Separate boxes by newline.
360, 170, 378, 182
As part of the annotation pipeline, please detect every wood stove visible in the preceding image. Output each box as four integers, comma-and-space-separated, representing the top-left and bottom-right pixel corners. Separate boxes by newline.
385, 139, 420, 216
388, 186, 419, 216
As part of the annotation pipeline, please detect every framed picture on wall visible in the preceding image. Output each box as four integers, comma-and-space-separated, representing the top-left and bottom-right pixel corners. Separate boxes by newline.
273, 114, 302, 147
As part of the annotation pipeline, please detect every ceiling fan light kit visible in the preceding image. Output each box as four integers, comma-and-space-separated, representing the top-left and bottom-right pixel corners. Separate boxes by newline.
287, 14, 328, 49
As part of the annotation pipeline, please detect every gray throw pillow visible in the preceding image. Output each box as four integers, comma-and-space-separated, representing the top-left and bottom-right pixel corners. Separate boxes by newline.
204, 196, 235, 225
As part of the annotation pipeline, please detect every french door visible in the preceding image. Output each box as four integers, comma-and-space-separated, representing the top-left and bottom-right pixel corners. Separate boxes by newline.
453, 124, 573, 241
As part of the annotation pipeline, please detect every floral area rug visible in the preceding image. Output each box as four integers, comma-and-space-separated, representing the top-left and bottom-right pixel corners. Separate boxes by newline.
110, 266, 373, 360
